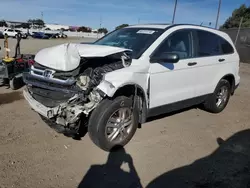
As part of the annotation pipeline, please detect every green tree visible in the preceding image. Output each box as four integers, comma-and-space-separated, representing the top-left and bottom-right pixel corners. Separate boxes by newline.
115, 24, 129, 30
98, 28, 108, 34
0, 20, 7, 27
221, 4, 250, 29
27, 19, 45, 28
17, 23, 31, 29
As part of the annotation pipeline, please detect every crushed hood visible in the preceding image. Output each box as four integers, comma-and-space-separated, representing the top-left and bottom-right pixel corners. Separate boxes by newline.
34, 43, 132, 72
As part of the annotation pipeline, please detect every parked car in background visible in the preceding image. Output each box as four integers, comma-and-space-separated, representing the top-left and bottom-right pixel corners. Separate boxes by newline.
3, 29, 28, 39
31, 32, 49, 39
44, 33, 60, 39
58, 32, 68, 38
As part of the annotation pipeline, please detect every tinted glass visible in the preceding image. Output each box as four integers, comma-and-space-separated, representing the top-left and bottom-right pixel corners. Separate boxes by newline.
153, 30, 192, 59
220, 38, 234, 54
9, 29, 13, 32
197, 30, 221, 57
94, 28, 164, 59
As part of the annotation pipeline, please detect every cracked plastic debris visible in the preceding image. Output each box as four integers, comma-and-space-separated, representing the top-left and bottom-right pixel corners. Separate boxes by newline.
54, 90, 103, 126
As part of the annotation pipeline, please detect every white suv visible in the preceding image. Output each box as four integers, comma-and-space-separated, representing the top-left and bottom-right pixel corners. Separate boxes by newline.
3, 29, 28, 39
23, 24, 240, 151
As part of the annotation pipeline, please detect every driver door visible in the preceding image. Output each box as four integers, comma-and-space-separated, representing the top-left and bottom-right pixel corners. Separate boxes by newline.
149, 29, 198, 110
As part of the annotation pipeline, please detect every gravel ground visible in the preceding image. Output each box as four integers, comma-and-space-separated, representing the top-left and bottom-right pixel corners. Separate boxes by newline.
0, 38, 250, 188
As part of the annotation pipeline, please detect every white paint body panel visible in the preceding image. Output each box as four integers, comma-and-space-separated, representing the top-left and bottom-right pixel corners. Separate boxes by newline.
34, 43, 131, 71
148, 59, 196, 108
97, 60, 149, 103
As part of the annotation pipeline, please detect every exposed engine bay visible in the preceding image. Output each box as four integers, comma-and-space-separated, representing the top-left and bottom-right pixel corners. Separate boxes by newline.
23, 43, 132, 134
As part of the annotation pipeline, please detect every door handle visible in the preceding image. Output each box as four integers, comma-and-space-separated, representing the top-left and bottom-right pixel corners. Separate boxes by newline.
188, 62, 197, 66
219, 58, 225, 62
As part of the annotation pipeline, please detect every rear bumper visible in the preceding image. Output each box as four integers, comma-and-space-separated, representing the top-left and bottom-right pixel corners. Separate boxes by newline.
23, 87, 59, 118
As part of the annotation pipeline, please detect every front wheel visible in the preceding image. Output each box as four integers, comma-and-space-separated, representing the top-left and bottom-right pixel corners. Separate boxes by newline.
203, 79, 231, 113
88, 96, 139, 151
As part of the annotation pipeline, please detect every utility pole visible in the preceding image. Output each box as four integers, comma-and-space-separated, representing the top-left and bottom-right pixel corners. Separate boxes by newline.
138, 18, 140, 24
172, 0, 178, 24
215, 0, 221, 29
235, 17, 244, 45
41, 11, 44, 21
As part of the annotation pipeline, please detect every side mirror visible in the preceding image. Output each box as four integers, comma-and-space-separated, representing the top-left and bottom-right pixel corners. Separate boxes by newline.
150, 53, 179, 64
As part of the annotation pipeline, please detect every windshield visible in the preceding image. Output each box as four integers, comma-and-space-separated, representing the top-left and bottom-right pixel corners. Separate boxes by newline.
94, 27, 164, 59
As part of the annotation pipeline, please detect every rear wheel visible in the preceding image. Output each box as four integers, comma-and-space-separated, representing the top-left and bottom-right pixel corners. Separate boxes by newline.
88, 96, 139, 151
203, 79, 231, 113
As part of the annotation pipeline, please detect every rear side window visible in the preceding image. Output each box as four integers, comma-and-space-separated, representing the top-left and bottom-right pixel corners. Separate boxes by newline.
195, 30, 234, 57
196, 30, 221, 57
220, 38, 234, 54
8, 29, 13, 32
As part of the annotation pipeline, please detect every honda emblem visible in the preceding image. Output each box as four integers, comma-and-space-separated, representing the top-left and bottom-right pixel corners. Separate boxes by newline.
43, 69, 54, 78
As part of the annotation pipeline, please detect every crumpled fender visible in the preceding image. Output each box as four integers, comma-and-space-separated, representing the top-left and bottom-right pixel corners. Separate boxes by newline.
97, 64, 149, 101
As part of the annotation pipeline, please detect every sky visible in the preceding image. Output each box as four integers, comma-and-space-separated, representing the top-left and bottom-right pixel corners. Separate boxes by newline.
0, 0, 249, 30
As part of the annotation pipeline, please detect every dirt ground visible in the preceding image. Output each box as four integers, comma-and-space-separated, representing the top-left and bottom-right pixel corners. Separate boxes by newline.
0, 38, 250, 188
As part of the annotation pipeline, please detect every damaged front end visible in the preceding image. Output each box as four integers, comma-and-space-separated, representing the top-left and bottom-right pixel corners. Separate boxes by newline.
23, 43, 132, 135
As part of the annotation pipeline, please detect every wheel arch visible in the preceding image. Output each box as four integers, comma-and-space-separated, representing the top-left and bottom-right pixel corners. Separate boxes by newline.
220, 74, 235, 94
112, 84, 148, 125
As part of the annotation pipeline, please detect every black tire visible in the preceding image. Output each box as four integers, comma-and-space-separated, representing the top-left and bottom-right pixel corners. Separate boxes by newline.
203, 79, 231, 113
88, 96, 139, 151
9, 75, 24, 90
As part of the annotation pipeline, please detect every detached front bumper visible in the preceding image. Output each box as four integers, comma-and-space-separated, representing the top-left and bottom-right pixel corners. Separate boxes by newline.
23, 87, 59, 119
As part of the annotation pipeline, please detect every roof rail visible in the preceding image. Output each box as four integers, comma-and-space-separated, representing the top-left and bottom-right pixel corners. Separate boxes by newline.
128, 23, 172, 27
171, 23, 218, 30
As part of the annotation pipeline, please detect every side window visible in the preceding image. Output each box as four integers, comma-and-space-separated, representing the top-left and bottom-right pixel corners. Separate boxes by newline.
9, 29, 13, 32
153, 30, 192, 60
196, 30, 221, 57
220, 38, 234, 54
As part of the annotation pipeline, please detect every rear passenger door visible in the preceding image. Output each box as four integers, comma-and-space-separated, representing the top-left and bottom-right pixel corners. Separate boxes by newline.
192, 29, 234, 97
